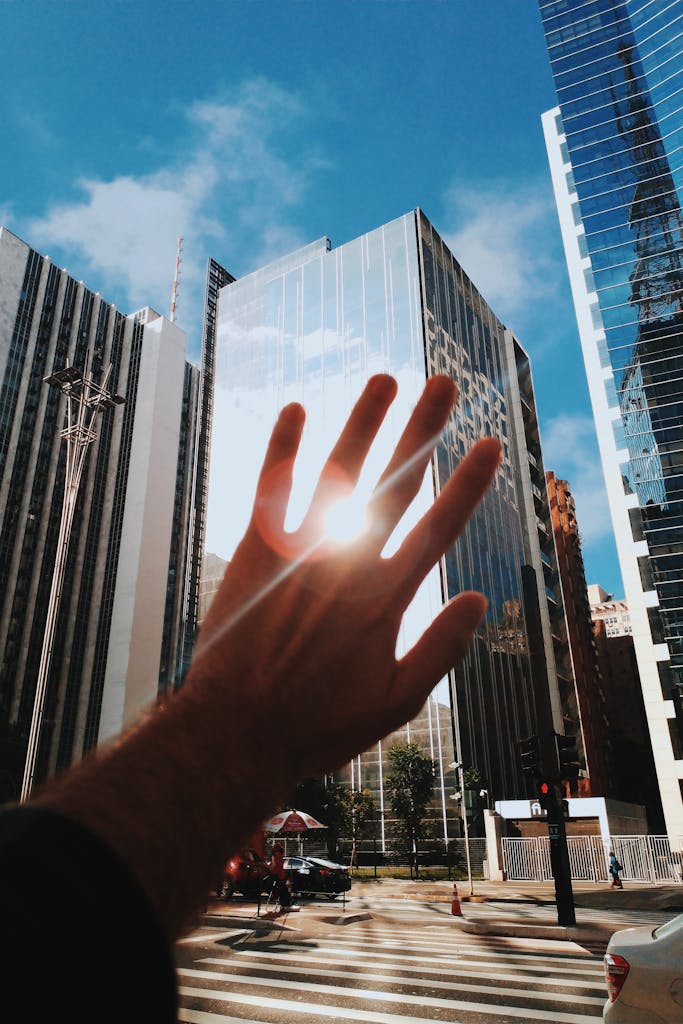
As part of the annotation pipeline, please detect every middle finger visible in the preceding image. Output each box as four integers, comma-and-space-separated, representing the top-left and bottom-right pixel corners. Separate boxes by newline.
363, 375, 458, 551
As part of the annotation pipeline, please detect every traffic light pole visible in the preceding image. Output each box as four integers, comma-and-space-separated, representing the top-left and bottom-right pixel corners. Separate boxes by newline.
520, 565, 576, 928
544, 786, 575, 927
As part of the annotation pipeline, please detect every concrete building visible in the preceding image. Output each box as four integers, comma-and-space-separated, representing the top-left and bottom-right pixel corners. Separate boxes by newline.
588, 585, 633, 638
540, 0, 683, 841
202, 209, 569, 845
546, 472, 612, 796
0, 227, 201, 798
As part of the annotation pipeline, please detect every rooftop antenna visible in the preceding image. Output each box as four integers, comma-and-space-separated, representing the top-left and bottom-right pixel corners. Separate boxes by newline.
170, 235, 183, 322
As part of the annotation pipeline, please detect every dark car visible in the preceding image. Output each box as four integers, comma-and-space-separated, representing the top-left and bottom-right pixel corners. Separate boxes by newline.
283, 856, 352, 898
216, 847, 270, 899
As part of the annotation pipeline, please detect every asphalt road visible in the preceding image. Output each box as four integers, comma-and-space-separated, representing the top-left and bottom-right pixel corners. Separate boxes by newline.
174, 882, 680, 1022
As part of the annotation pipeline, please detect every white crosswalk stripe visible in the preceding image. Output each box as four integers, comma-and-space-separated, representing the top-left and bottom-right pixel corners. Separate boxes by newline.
196, 954, 604, 1004
316, 926, 606, 968
177, 917, 606, 1023
220, 944, 603, 988
245, 937, 604, 978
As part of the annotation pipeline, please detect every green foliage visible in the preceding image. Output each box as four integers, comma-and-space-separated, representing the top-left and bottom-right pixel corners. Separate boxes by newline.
384, 742, 435, 877
341, 788, 376, 840
340, 788, 376, 868
462, 766, 482, 790
287, 776, 348, 858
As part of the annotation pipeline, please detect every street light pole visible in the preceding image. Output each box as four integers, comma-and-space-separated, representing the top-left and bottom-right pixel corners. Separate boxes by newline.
20, 362, 124, 803
450, 760, 474, 896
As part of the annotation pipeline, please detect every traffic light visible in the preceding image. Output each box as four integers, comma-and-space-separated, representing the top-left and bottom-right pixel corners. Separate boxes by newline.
556, 733, 580, 782
538, 780, 555, 813
518, 734, 541, 777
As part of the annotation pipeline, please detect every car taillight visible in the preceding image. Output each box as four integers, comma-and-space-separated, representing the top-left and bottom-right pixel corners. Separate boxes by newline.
319, 868, 331, 876
604, 953, 630, 1002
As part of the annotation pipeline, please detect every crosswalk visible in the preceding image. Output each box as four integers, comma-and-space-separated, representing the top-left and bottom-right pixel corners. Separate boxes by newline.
176, 919, 608, 1023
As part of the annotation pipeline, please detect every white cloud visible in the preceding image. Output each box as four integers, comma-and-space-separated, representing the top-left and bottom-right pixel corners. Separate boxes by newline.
440, 179, 562, 330
23, 79, 323, 359
540, 412, 613, 545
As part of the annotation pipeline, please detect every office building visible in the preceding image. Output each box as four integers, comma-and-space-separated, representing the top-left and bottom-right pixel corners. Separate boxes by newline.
203, 209, 567, 843
540, 0, 683, 838
589, 585, 663, 827
0, 227, 201, 799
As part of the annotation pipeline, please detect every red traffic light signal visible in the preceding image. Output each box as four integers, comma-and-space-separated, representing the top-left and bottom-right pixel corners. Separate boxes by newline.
538, 780, 554, 812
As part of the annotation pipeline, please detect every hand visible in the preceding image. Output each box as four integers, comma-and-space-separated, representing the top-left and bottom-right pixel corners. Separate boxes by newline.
192, 373, 501, 781
29, 372, 501, 941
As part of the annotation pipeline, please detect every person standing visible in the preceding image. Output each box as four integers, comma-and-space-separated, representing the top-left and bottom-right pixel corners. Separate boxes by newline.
268, 842, 297, 910
609, 850, 624, 889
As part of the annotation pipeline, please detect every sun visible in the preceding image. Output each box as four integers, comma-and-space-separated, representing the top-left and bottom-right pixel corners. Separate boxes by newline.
324, 489, 369, 544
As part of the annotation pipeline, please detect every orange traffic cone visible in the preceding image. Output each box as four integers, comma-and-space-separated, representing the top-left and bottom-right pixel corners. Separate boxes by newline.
451, 882, 462, 916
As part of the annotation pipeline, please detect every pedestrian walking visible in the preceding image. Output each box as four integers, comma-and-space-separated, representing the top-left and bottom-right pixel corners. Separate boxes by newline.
609, 849, 624, 889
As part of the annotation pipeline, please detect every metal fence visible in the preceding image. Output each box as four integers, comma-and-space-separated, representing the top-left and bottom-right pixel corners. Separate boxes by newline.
336, 838, 489, 878
502, 835, 683, 884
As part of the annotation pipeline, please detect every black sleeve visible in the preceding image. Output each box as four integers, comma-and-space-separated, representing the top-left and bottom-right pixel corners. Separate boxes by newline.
0, 805, 178, 1023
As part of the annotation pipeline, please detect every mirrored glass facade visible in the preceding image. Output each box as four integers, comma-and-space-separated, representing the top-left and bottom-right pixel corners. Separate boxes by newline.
206, 210, 561, 842
541, 0, 683, 837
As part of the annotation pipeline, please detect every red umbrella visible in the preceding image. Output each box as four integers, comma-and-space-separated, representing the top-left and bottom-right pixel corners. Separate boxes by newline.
264, 809, 327, 833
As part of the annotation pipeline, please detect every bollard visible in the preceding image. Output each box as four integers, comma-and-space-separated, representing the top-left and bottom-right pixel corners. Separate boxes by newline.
451, 882, 463, 916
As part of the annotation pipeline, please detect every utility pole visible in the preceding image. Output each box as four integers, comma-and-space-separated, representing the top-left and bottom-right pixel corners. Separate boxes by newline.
20, 363, 125, 803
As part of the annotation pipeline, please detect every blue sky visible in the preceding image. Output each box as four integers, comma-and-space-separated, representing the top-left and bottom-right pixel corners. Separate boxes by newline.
2, 0, 623, 597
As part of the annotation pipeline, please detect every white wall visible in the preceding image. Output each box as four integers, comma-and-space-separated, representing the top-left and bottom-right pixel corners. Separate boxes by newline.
98, 313, 186, 741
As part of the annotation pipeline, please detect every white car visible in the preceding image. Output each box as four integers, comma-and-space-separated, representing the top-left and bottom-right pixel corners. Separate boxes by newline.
603, 912, 683, 1022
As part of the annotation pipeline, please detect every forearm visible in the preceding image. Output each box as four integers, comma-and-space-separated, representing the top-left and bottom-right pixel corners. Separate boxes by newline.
33, 668, 294, 941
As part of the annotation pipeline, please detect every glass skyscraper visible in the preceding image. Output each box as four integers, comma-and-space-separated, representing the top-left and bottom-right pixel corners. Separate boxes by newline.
204, 209, 565, 843
540, 0, 683, 838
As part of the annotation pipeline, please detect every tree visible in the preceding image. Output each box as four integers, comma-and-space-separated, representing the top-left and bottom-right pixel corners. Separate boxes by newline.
385, 742, 436, 878
288, 776, 347, 859
462, 766, 482, 790
341, 788, 376, 869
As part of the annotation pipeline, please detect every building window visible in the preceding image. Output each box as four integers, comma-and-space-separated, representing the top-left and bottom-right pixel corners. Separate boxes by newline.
590, 303, 603, 330
669, 718, 683, 761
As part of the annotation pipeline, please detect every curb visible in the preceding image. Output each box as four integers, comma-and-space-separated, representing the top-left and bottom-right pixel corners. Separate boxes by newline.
449, 916, 616, 942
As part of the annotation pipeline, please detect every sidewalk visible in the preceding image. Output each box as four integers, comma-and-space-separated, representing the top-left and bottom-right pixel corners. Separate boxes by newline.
194, 876, 683, 947
348, 876, 683, 942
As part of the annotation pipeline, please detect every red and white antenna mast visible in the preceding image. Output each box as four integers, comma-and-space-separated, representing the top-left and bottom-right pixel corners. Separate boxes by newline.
170, 235, 183, 322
